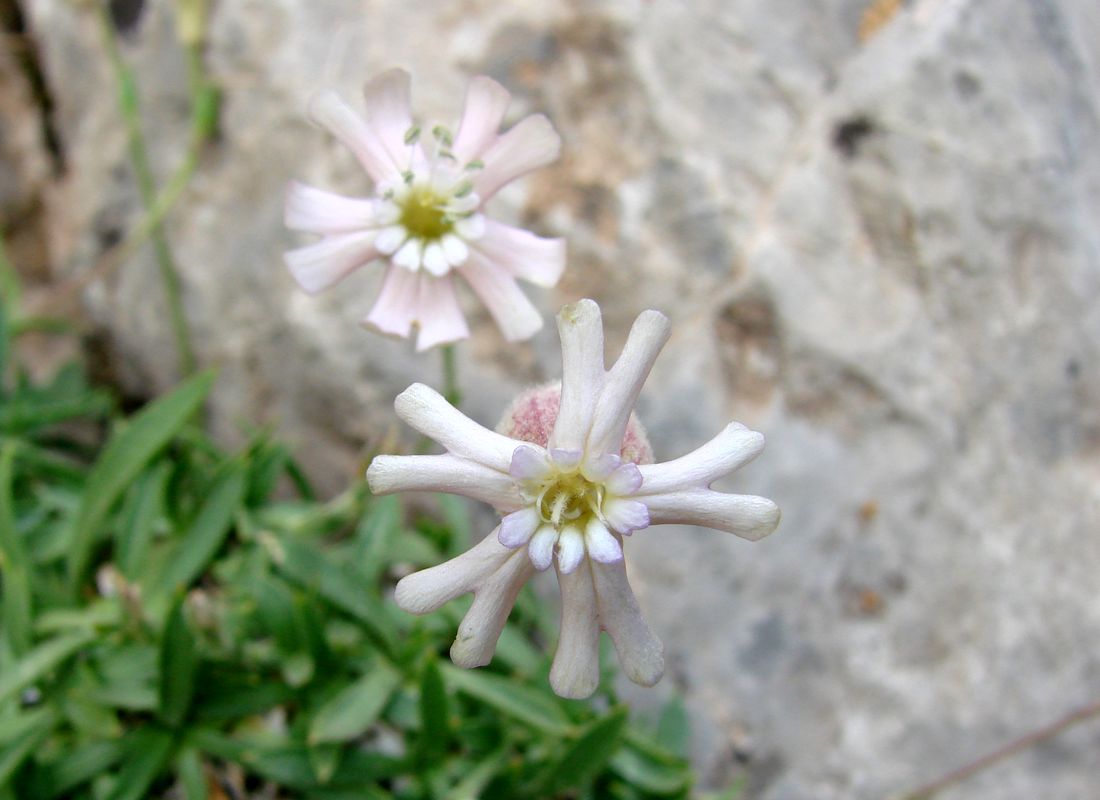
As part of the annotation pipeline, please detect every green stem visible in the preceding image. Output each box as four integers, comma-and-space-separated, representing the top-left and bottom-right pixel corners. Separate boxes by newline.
97, 7, 199, 377
441, 344, 461, 408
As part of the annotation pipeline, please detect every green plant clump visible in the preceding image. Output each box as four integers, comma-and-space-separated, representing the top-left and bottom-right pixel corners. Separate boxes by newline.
0, 279, 701, 798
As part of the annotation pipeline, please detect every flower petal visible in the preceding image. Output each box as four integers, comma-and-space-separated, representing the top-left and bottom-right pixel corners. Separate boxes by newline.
471, 219, 566, 288
455, 213, 486, 240
393, 383, 519, 472
591, 559, 664, 687
374, 224, 408, 255
510, 445, 551, 482
441, 234, 469, 266
642, 490, 780, 541
362, 265, 419, 338
459, 252, 544, 342
549, 449, 583, 469
528, 525, 558, 571
474, 114, 562, 201
308, 90, 401, 184
362, 68, 417, 173
550, 559, 600, 699
284, 182, 377, 233
394, 238, 424, 271
415, 274, 469, 351
602, 498, 650, 535
584, 518, 623, 564
549, 300, 605, 452
452, 75, 511, 163
366, 454, 523, 512
636, 423, 766, 495
581, 453, 621, 483
394, 529, 513, 614
450, 549, 534, 668
585, 309, 671, 459
422, 242, 450, 276
557, 526, 586, 574
605, 463, 643, 496
284, 231, 378, 295
498, 507, 542, 548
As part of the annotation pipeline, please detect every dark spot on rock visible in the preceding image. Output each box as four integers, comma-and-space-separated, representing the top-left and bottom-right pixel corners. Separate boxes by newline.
739, 613, 785, 671
1066, 359, 1080, 379
953, 70, 982, 99
109, 0, 146, 36
832, 116, 875, 158
715, 293, 782, 407
96, 225, 123, 252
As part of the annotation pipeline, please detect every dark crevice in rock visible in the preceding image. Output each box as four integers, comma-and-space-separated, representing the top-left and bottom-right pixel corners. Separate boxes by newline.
108, 0, 146, 36
0, 0, 65, 174
832, 115, 876, 159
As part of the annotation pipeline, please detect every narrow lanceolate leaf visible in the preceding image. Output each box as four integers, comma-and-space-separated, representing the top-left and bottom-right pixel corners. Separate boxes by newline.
104, 727, 175, 800
439, 664, 571, 736
417, 659, 449, 765
67, 369, 217, 585
0, 443, 31, 656
115, 462, 170, 580
309, 661, 402, 744
0, 630, 94, 705
443, 746, 510, 800
356, 495, 400, 582
543, 707, 629, 794
0, 708, 54, 785
155, 461, 247, 595
176, 746, 208, 800
159, 595, 198, 727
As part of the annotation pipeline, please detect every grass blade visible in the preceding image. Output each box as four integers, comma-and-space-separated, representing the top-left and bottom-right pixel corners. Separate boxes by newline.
309, 661, 402, 745
439, 664, 571, 736
159, 595, 198, 727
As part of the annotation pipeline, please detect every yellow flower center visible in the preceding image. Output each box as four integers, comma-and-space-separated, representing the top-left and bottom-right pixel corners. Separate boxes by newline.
398, 187, 454, 241
535, 471, 604, 530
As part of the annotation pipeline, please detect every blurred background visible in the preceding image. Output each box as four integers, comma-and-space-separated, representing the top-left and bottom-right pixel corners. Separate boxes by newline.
2, 0, 1099, 798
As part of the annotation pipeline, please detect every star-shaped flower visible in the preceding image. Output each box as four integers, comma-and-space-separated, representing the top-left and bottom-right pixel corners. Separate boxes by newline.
285, 69, 565, 350
367, 300, 780, 697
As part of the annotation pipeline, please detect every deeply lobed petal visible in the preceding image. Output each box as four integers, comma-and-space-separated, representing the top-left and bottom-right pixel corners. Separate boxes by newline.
550, 560, 601, 699
414, 274, 469, 351
459, 252, 544, 342
366, 454, 523, 512
450, 549, 534, 668
592, 559, 664, 687
473, 114, 562, 201
362, 265, 419, 337
549, 300, 605, 452
284, 182, 377, 234
642, 490, 780, 541
471, 219, 566, 288
284, 231, 378, 294
452, 75, 511, 164
394, 529, 513, 614
635, 422, 765, 495
308, 90, 401, 184
362, 68, 416, 172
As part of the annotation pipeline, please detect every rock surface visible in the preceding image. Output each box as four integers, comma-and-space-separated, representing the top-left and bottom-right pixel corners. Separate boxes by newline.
14, 0, 1100, 796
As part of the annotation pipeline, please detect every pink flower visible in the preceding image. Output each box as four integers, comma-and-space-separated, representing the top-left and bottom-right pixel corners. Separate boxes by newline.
367, 300, 780, 697
285, 69, 565, 350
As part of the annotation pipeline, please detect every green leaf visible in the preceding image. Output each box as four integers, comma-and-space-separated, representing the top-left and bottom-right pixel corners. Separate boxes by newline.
0, 707, 54, 785
309, 661, 401, 744
656, 695, 691, 758
154, 460, 246, 595
176, 746, 207, 800
308, 743, 342, 784
417, 659, 449, 764
115, 461, 170, 580
27, 738, 126, 798
356, 495, 400, 582
159, 595, 198, 727
67, 369, 216, 585
609, 745, 692, 796
544, 707, 629, 794
104, 727, 174, 800
0, 443, 31, 656
440, 664, 571, 736
443, 745, 510, 800
0, 630, 93, 705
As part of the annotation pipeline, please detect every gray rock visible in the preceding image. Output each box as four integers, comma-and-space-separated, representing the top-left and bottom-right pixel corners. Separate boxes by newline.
16, 0, 1100, 796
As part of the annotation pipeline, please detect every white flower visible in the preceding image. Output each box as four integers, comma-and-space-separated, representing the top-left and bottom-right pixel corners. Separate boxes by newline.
367, 300, 780, 698
285, 69, 565, 350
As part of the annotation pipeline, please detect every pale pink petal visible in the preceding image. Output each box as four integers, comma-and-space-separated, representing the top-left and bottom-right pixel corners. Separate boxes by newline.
585, 310, 671, 458
602, 498, 650, 535
509, 445, 551, 482
362, 265, 420, 338
591, 559, 664, 687
528, 525, 558, 571
374, 225, 408, 255
393, 383, 519, 472
549, 449, 582, 469
414, 274, 469, 351
605, 463, 643, 496
394, 529, 513, 614
452, 75, 511, 163
636, 423, 765, 495
455, 213, 486, 240
584, 518, 623, 564
556, 527, 586, 574
642, 490, 780, 541
284, 182, 377, 233
550, 560, 600, 699
474, 114, 562, 201
422, 242, 449, 276
459, 252, 543, 342
498, 507, 541, 548
450, 549, 534, 668
394, 238, 424, 271
366, 454, 523, 512
284, 232, 378, 295
548, 300, 605, 452
362, 68, 417, 173
581, 454, 621, 483
472, 219, 566, 287
308, 90, 400, 184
